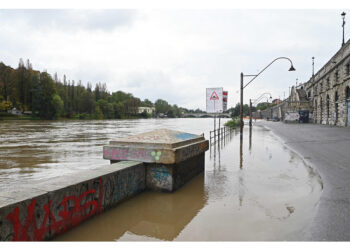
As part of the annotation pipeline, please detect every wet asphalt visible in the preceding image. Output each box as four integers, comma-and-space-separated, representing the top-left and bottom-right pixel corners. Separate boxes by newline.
259, 120, 350, 241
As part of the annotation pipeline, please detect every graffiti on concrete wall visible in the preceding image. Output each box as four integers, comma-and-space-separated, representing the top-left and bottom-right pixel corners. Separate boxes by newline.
285, 112, 300, 121
151, 151, 162, 161
2, 178, 103, 241
151, 166, 171, 184
0, 163, 146, 241
103, 148, 148, 161
112, 168, 145, 203
104, 148, 128, 159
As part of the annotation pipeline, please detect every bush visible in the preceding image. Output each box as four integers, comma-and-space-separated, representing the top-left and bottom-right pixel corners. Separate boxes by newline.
224, 118, 240, 128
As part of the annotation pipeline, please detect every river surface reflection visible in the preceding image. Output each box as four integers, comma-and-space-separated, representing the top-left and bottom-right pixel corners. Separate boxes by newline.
0, 119, 322, 240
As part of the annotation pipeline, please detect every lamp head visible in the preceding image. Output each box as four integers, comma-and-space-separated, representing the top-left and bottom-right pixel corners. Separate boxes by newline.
341, 12, 346, 19
289, 65, 296, 71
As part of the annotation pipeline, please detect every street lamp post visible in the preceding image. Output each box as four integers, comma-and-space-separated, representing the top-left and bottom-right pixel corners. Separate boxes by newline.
342, 12, 346, 46
249, 92, 273, 128
240, 57, 295, 137
252, 93, 273, 105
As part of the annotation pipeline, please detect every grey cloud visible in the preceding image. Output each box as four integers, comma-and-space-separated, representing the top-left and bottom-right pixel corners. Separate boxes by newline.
125, 71, 171, 89
0, 9, 138, 32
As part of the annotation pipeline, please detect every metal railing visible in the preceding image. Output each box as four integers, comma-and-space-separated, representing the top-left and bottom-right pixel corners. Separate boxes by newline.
209, 126, 234, 146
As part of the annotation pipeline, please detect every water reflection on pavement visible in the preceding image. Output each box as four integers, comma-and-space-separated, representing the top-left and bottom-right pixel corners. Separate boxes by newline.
55, 121, 322, 241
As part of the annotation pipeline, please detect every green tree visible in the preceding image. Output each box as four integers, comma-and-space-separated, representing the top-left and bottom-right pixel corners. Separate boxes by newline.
37, 72, 57, 119
155, 99, 170, 114
167, 109, 175, 118
172, 104, 181, 117
0, 100, 13, 111
51, 94, 64, 119
94, 105, 103, 119
141, 99, 153, 107
230, 103, 251, 118
97, 99, 114, 119
256, 102, 275, 111
113, 102, 124, 118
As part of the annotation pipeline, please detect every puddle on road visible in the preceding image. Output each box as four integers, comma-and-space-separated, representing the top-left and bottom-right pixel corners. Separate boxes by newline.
56, 124, 322, 241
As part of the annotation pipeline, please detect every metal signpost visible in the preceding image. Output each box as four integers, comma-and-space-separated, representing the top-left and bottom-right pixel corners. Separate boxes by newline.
206, 88, 224, 144
206, 88, 223, 114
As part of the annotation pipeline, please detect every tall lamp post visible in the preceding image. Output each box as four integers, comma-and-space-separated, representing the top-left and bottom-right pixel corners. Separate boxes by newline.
342, 12, 346, 46
249, 92, 273, 127
240, 57, 295, 138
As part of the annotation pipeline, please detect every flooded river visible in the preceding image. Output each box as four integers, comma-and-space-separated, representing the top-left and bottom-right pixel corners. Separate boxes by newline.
0, 118, 322, 240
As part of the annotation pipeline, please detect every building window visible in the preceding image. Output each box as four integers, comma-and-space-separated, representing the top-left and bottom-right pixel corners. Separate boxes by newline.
335, 91, 339, 125
346, 63, 350, 76
335, 71, 339, 84
327, 77, 331, 89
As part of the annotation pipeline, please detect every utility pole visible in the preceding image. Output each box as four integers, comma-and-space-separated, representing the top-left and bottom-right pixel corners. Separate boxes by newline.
240, 72, 244, 140
249, 99, 252, 128
218, 116, 221, 141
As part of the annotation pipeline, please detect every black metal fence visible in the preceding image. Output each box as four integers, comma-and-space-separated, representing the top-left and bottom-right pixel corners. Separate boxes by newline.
209, 126, 234, 146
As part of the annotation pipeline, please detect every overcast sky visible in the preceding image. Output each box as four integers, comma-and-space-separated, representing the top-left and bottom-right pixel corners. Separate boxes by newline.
0, 9, 349, 109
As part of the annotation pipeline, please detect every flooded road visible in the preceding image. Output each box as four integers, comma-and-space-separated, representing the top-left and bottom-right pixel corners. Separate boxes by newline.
0, 119, 322, 240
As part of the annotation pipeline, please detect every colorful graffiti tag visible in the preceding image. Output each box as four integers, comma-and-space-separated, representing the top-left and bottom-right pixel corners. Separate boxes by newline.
151, 151, 162, 161
151, 166, 171, 184
4, 178, 103, 241
103, 148, 148, 160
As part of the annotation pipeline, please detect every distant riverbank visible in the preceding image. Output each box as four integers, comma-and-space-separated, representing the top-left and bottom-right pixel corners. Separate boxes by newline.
0, 112, 205, 121
0, 112, 40, 121
0, 112, 151, 121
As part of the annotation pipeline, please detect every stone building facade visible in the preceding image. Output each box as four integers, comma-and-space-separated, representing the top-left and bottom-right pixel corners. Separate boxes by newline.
253, 86, 310, 123
304, 39, 350, 126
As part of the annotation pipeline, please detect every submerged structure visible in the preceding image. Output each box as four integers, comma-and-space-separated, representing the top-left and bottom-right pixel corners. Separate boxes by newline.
103, 129, 209, 192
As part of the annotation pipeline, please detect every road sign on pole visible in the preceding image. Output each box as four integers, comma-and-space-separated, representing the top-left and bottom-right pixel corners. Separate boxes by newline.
206, 87, 223, 113
223, 91, 228, 111
210, 91, 220, 100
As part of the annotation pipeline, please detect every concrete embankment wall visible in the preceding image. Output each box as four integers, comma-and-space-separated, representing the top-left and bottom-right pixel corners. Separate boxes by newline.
0, 161, 145, 241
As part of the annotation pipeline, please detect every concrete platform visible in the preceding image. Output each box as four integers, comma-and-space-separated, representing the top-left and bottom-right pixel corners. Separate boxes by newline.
103, 129, 209, 192
103, 129, 209, 164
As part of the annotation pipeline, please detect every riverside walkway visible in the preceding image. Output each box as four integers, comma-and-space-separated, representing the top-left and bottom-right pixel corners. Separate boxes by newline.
260, 121, 350, 241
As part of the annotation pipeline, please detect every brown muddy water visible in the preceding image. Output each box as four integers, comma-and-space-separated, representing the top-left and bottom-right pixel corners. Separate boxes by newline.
0, 119, 322, 241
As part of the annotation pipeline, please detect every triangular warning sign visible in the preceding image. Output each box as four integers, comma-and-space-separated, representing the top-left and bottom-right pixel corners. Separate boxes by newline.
210, 91, 219, 100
